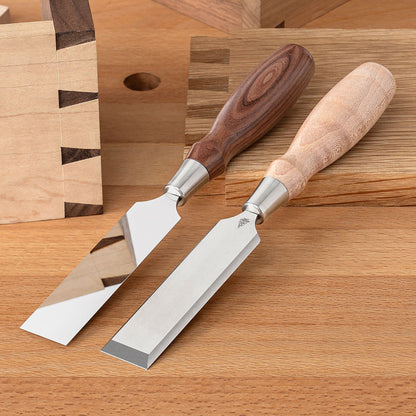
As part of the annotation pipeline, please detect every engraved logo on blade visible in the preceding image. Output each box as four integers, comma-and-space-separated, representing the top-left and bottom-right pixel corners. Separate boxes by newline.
238, 218, 250, 228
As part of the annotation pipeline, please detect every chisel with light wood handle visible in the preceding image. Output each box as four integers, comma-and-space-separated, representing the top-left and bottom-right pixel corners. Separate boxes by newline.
102, 62, 396, 369
21, 44, 314, 345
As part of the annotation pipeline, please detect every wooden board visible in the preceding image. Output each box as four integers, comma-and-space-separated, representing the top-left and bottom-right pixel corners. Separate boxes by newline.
153, 0, 349, 32
186, 29, 416, 206
0, 0, 101, 224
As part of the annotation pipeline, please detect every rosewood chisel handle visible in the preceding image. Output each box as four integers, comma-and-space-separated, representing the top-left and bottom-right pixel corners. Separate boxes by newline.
243, 62, 396, 222
186, 44, 315, 179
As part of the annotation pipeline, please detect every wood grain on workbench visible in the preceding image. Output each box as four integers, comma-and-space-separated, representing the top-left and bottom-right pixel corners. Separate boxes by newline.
1, 0, 416, 415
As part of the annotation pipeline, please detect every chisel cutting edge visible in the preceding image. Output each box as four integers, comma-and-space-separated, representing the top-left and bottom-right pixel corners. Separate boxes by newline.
102, 62, 396, 369
21, 44, 314, 345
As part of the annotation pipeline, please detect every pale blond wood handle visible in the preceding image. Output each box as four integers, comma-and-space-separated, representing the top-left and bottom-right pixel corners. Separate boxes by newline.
266, 62, 396, 199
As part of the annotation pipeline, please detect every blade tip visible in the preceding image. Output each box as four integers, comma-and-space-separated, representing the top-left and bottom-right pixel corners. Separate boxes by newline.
101, 340, 151, 370
20, 320, 72, 346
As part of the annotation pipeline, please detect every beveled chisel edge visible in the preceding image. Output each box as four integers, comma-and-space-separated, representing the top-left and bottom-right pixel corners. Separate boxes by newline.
21, 193, 181, 345
102, 340, 150, 370
102, 211, 260, 369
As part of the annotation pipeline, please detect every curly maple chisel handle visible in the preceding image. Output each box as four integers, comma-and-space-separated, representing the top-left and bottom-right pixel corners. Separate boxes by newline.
267, 62, 396, 198
243, 62, 396, 222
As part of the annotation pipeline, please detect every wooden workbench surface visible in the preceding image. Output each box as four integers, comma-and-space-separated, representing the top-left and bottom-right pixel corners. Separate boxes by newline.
1, 1, 415, 414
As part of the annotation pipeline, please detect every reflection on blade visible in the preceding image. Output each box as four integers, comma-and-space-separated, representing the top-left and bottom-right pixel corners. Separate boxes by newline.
102, 211, 260, 369
21, 193, 180, 345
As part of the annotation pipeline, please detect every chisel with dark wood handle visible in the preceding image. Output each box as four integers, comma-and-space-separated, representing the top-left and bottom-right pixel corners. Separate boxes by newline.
102, 62, 396, 369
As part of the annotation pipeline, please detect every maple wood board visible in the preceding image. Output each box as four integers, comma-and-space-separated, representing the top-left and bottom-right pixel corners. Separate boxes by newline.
185, 29, 416, 206
153, 0, 349, 32
0, 0, 102, 224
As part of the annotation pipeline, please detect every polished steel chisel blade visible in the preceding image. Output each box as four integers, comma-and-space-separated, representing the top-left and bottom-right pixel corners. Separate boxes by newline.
21, 193, 180, 345
101, 211, 260, 369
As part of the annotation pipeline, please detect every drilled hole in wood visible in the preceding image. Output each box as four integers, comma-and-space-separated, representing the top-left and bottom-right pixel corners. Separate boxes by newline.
123, 72, 161, 91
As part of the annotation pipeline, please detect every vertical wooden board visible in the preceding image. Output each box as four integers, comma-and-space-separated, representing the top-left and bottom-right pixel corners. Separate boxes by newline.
185, 30, 416, 206
260, 0, 349, 27
59, 98, 102, 213
154, 0, 244, 33
153, 0, 350, 32
0, 20, 65, 224
46, 0, 102, 218
0, 1, 102, 224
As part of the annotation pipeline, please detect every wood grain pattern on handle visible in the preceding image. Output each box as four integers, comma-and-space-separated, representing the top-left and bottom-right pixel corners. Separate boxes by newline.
266, 62, 396, 199
186, 44, 314, 179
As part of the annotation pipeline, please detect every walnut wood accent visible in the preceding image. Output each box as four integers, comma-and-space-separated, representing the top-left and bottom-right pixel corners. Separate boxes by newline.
65, 202, 103, 217
42, 0, 95, 50
58, 90, 98, 108
61, 147, 100, 165
153, 0, 349, 32
90, 235, 125, 254
186, 44, 314, 179
186, 30, 416, 206
267, 63, 396, 199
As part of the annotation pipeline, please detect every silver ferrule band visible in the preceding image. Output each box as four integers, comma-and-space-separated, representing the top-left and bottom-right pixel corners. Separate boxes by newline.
242, 177, 289, 224
164, 159, 210, 206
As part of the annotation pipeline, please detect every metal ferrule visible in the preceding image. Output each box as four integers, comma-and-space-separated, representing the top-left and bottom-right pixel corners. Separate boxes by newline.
242, 177, 289, 224
164, 159, 210, 206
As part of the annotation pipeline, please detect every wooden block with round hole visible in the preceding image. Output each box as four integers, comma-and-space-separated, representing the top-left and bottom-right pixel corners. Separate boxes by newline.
0, 0, 102, 224
123, 72, 161, 91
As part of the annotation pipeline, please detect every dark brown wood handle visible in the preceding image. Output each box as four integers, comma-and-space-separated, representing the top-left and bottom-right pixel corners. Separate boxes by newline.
186, 44, 315, 179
